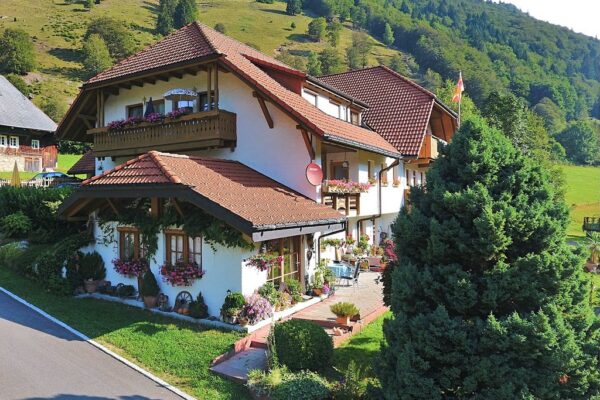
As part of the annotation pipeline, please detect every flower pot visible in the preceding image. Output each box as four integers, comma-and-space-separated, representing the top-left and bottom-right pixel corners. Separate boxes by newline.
84, 280, 98, 293
238, 317, 249, 326
313, 287, 323, 296
143, 295, 158, 308
335, 315, 350, 325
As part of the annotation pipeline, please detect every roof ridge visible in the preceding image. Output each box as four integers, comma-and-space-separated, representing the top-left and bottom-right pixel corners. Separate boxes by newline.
192, 22, 219, 55
148, 151, 183, 184
151, 151, 241, 164
82, 152, 151, 185
377, 65, 437, 99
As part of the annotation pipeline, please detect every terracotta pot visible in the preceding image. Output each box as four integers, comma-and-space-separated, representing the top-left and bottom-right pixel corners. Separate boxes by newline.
313, 287, 323, 296
335, 315, 350, 325
143, 295, 158, 308
239, 317, 249, 326
84, 280, 98, 293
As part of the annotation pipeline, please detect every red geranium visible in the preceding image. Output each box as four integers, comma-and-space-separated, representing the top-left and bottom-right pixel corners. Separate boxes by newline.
160, 260, 205, 286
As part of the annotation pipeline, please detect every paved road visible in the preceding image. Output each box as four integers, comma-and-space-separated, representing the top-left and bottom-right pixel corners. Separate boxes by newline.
0, 290, 184, 400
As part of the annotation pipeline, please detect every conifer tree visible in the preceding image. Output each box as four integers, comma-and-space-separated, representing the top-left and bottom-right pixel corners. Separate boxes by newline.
383, 22, 394, 46
286, 0, 302, 16
156, 0, 177, 36
307, 51, 322, 76
174, 0, 198, 29
377, 118, 600, 399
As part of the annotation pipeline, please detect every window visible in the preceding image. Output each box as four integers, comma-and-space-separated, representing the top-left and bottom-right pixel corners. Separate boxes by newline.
303, 90, 317, 106
118, 227, 146, 261
0, 135, 6, 147
9, 136, 18, 148
393, 165, 399, 185
151, 99, 165, 115
31, 139, 40, 149
127, 103, 143, 118
368, 160, 375, 182
265, 236, 301, 286
198, 91, 215, 111
381, 163, 388, 185
331, 161, 349, 180
24, 157, 40, 172
165, 230, 202, 266
329, 100, 341, 119
412, 170, 416, 186
350, 111, 359, 125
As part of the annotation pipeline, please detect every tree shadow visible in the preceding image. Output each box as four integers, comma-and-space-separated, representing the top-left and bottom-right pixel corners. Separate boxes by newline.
26, 395, 163, 400
129, 23, 155, 35
142, 0, 159, 15
131, 322, 168, 335
260, 9, 289, 16
49, 47, 82, 64
287, 33, 310, 43
288, 49, 312, 57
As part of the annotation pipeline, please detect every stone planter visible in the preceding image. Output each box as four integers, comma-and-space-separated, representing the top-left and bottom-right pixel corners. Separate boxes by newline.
335, 315, 350, 325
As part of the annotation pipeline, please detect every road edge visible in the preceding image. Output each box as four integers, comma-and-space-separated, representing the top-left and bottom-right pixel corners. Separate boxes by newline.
0, 286, 196, 400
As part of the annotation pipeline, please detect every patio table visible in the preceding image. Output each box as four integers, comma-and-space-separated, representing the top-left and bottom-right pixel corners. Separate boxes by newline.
327, 262, 353, 284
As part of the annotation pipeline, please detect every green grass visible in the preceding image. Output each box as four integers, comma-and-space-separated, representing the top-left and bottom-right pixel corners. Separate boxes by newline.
0, 153, 84, 180
332, 312, 390, 387
0, 266, 249, 400
560, 165, 600, 240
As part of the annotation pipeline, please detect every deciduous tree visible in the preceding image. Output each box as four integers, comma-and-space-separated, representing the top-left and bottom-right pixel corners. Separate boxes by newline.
307, 51, 322, 76
82, 34, 113, 78
0, 29, 36, 75
377, 117, 600, 399
85, 17, 136, 61
286, 0, 302, 16
307, 17, 327, 42
319, 48, 344, 75
556, 121, 600, 165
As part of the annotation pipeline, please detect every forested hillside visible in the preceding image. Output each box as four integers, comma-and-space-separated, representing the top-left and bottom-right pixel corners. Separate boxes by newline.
0, 0, 597, 163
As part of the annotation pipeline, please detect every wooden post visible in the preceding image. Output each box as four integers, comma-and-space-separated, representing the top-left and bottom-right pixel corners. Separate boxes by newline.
214, 65, 219, 109
151, 198, 161, 218
207, 65, 212, 111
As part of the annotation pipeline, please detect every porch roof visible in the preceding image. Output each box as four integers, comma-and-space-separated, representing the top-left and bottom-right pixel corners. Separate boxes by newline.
67, 151, 95, 175
58, 151, 346, 241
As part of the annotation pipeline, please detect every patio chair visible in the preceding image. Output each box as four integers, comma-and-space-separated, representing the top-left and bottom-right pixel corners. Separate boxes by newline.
339, 263, 360, 288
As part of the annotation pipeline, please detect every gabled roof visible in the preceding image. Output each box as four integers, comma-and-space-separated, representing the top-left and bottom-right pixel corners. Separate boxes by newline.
67, 151, 95, 175
318, 66, 457, 156
0, 75, 57, 133
61, 23, 399, 158
62, 151, 345, 236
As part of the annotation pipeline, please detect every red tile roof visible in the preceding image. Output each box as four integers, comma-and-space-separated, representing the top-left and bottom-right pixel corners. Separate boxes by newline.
82, 23, 399, 158
67, 151, 95, 175
83, 151, 344, 229
318, 66, 455, 156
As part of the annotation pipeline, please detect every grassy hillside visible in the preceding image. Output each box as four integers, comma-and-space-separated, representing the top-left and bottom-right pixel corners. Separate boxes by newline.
561, 165, 600, 239
0, 0, 395, 111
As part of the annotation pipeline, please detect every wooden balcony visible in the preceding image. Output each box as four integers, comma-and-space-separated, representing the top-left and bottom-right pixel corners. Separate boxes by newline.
89, 109, 237, 157
322, 192, 361, 216
583, 217, 600, 232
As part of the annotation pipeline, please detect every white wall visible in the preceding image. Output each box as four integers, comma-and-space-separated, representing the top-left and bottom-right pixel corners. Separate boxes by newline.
302, 88, 349, 122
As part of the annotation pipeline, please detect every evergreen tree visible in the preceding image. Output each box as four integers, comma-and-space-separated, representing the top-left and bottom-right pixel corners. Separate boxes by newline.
0, 28, 36, 75
174, 0, 198, 29
319, 48, 344, 75
389, 53, 407, 75
82, 34, 113, 78
307, 17, 327, 42
286, 0, 302, 16
214, 23, 226, 34
84, 0, 94, 10
326, 21, 342, 47
306, 51, 321, 76
156, 0, 177, 36
383, 22, 394, 46
377, 118, 600, 399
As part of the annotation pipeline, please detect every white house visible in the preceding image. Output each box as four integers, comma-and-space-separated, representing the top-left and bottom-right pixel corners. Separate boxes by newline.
56, 23, 455, 317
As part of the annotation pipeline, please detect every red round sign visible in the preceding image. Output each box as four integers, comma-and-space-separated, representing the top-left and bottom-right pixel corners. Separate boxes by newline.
306, 162, 323, 186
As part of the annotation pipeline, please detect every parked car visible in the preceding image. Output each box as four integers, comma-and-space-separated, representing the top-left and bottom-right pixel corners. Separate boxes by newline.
28, 172, 82, 188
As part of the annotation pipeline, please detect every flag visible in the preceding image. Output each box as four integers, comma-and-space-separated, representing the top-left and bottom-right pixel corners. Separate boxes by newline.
452, 72, 464, 103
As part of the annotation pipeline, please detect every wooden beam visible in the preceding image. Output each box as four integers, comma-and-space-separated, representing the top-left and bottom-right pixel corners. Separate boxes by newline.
171, 198, 184, 217
253, 92, 273, 129
171, 71, 183, 79
81, 118, 92, 130
299, 128, 315, 160
118, 83, 132, 90
207, 65, 212, 111
156, 74, 170, 82
131, 80, 144, 87
66, 198, 93, 218
78, 114, 96, 121
103, 87, 119, 96
151, 197, 161, 218
106, 198, 119, 216
184, 68, 199, 76
214, 64, 219, 109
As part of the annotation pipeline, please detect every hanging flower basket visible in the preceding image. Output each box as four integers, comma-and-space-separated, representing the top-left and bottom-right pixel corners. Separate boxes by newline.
245, 253, 283, 272
112, 258, 148, 278
323, 179, 371, 194
160, 260, 205, 286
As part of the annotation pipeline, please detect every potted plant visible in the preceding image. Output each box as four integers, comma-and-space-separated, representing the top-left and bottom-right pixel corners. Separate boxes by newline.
220, 291, 246, 324
188, 292, 209, 319
80, 252, 106, 293
140, 270, 160, 308
330, 302, 359, 325
240, 293, 273, 325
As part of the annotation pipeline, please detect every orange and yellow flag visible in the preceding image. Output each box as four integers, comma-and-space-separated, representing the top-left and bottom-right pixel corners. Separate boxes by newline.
452, 72, 464, 103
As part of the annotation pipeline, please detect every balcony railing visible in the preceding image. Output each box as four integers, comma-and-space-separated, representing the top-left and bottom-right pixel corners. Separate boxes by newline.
89, 109, 237, 157
322, 192, 361, 216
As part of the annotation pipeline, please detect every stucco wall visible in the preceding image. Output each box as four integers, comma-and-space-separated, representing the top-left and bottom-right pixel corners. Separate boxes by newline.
0, 154, 42, 173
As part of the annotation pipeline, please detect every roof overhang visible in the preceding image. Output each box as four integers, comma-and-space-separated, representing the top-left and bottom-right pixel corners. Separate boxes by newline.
306, 76, 369, 109
323, 134, 401, 159
58, 183, 347, 242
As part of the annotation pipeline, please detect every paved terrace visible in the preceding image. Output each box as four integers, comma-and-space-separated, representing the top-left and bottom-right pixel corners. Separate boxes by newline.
211, 271, 388, 382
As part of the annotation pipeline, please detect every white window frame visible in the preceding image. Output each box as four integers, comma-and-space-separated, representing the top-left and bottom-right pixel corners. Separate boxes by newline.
9, 136, 19, 148
303, 89, 318, 106
31, 139, 40, 149
0, 135, 6, 147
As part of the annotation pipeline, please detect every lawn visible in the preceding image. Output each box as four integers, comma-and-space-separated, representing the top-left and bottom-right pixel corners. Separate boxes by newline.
560, 165, 600, 240
0, 266, 249, 400
0, 153, 83, 180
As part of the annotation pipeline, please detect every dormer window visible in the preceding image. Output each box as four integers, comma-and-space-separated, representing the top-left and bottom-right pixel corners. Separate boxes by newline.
329, 100, 342, 119
303, 90, 318, 106
350, 111, 359, 125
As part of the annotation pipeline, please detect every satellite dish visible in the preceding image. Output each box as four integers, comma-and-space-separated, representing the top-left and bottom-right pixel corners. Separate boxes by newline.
306, 162, 323, 186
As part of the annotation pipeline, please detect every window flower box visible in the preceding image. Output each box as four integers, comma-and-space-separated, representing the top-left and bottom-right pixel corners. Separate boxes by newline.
322, 179, 371, 194
160, 260, 205, 286
112, 258, 148, 278
106, 109, 193, 132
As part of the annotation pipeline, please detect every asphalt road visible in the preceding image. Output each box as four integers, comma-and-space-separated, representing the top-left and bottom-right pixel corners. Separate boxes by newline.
0, 290, 184, 400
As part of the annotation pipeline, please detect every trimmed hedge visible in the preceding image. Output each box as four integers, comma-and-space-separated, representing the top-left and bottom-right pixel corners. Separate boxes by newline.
272, 319, 333, 372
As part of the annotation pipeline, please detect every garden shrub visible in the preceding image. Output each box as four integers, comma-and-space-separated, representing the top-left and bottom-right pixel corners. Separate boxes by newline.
0, 242, 24, 269
79, 251, 106, 281
272, 319, 333, 371
189, 292, 209, 319
221, 291, 245, 317
247, 366, 287, 397
271, 370, 330, 400
332, 361, 367, 399
140, 270, 160, 297
258, 282, 278, 306
284, 277, 302, 302
117, 284, 135, 297
2, 212, 32, 238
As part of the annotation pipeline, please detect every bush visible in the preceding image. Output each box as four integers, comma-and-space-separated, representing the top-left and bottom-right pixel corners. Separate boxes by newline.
221, 291, 245, 317
284, 277, 302, 302
189, 292, 209, 319
2, 212, 32, 238
214, 23, 226, 34
272, 319, 333, 371
140, 270, 160, 297
0, 28, 36, 74
241, 293, 273, 324
271, 370, 330, 400
247, 366, 287, 397
79, 251, 106, 281
330, 302, 359, 317
258, 282, 278, 305
0, 242, 25, 270
332, 361, 367, 399
117, 284, 135, 297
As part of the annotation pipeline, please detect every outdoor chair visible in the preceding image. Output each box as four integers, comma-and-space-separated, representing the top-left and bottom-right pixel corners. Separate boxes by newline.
339, 263, 360, 288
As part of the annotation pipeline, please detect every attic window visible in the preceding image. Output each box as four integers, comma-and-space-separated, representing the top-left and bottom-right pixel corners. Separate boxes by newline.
303, 90, 317, 106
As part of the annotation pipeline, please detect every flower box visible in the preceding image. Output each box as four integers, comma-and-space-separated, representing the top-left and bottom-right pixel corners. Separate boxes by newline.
112, 258, 148, 278
160, 260, 205, 286
322, 179, 371, 194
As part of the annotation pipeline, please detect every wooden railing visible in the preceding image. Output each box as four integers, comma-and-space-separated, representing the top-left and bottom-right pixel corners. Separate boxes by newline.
89, 110, 237, 157
322, 192, 361, 216
583, 217, 600, 232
